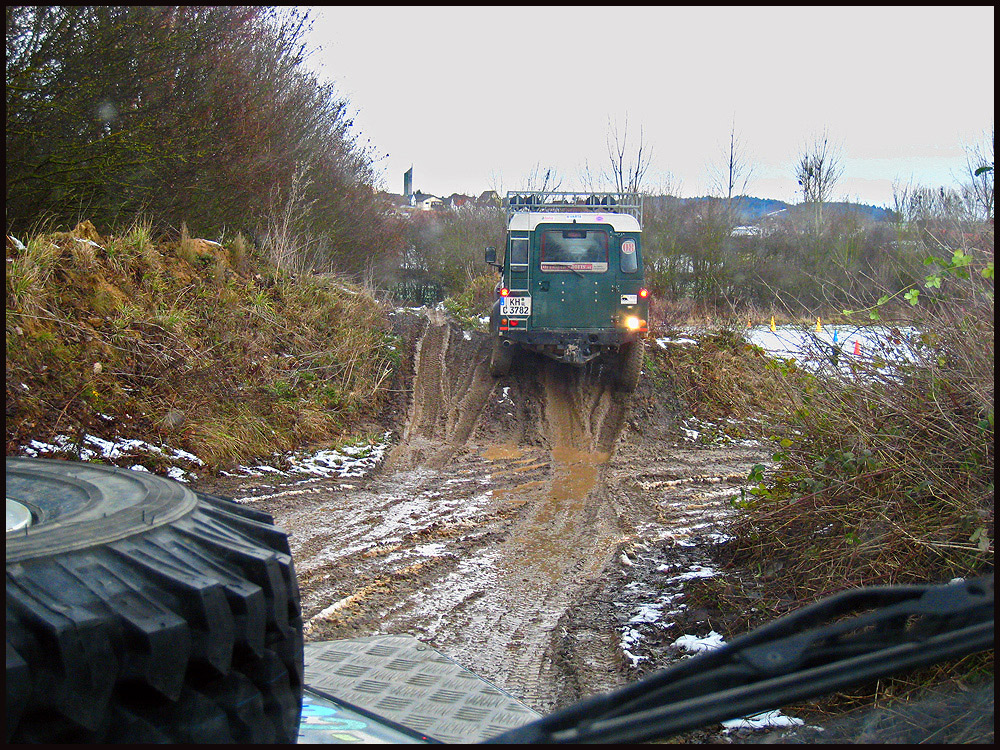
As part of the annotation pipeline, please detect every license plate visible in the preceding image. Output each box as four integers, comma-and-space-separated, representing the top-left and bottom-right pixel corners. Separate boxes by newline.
501, 296, 531, 317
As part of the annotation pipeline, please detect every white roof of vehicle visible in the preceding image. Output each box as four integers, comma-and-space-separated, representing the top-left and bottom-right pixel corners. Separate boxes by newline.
509, 212, 641, 233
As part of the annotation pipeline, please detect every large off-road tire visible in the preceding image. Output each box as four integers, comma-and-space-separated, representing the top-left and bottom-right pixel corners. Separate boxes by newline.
616, 338, 645, 393
488, 335, 513, 377
5, 458, 303, 743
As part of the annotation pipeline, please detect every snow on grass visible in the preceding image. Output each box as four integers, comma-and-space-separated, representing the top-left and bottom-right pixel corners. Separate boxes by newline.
657, 335, 698, 347
680, 416, 763, 448
722, 710, 805, 732
21, 434, 204, 482
617, 559, 718, 668
221, 433, 391, 479
617, 559, 807, 734
18, 430, 392, 488
745, 324, 923, 377
674, 630, 726, 654
672, 629, 806, 733
658, 563, 718, 582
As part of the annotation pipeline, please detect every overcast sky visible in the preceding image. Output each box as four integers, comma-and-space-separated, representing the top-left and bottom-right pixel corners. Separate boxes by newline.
303, 6, 994, 207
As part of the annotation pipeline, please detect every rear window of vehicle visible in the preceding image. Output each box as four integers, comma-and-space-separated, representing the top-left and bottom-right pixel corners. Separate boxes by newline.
508, 237, 529, 269
620, 237, 639, 273
540, 229, 608, 272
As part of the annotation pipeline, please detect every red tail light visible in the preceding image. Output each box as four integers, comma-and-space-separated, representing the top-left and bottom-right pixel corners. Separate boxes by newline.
639, 288, 649, 299
500, 287, 510, 297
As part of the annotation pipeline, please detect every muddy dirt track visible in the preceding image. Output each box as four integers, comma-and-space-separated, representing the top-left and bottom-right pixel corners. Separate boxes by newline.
196, 308, 769, 715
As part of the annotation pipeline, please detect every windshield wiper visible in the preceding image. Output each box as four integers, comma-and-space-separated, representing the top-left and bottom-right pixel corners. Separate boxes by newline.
486, 575, 993, 744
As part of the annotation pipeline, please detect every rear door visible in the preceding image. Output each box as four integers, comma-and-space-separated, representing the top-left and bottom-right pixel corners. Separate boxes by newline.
529, 224, 615, 330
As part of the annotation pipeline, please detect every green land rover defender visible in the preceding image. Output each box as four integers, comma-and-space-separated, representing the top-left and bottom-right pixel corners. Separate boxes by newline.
485, 191, 649, 392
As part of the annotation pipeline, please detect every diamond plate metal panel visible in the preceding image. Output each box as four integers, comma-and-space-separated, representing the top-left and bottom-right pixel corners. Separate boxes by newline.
305, 635, 541, 743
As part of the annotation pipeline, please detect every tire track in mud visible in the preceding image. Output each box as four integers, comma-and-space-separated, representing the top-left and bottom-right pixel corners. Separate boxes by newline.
200, 309, 770, 717
388, 309, 496, 471
480, 367, 630, 709
364, 314, 636, 711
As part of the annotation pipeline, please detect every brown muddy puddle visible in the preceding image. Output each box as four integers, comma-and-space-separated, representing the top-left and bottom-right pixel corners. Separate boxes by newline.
549, 446, 609, 502
483, 442, 612, 582
482, 444, 609, 503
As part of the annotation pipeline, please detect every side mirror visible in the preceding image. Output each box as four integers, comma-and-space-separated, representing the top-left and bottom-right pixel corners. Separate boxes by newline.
485, 247, 497, 265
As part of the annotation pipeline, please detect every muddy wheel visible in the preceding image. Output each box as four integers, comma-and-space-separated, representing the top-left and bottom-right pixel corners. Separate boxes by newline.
489, 335, 513, 377
5, 458, 303, 743
616, 338, 644, 393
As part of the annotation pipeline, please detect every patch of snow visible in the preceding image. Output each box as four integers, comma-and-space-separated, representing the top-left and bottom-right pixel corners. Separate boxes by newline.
722, 710, 805, 732
674, 630, 726, 654
660, 563, 717, 582
21, 433, 203, 482
657, 336, 698, 347
628, 603, 663, 624
620, 628, 648, 667
668, 628, 806, 734
224, 433, 391, 481
744, 325, 923, 377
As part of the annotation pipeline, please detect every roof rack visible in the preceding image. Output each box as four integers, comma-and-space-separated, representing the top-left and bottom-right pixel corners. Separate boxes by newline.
505, 191, 642, 225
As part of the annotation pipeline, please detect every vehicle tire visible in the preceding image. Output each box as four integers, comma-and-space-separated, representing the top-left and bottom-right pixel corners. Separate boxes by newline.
616, 338, 644, 393
5, 458, 303, 743
489, 335, 513, 377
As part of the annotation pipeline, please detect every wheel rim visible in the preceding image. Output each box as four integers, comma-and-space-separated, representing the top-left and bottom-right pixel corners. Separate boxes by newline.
6, 497, 32, 532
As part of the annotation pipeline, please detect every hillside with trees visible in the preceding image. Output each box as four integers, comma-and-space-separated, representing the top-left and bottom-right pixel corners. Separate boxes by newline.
6, 6, 404, 279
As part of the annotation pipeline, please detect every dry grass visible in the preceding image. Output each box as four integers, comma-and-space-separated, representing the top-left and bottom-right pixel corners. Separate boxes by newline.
5, 220, 399, 472
647, 282, 994, 729
648, 325, 794, 429
718, 296, 993, 602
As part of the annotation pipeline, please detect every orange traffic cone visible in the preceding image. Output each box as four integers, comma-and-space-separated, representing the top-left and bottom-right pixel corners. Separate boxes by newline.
853, 340, 860, 355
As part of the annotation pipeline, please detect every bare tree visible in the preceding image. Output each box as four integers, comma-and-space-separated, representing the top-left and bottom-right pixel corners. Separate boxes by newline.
521, 162, 563, 194
962, 127, 994, 222
892, 179, 970, 234
795, 129, 844, 229
578, 158, 601, 193
712, 118, 755, 200
606, 115, 651, 198
710, 118, 755, 226
649, 171, 681, 198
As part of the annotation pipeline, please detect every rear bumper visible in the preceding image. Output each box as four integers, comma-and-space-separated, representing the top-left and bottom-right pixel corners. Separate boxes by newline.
498, 328, 643, 365
499, 328, 638, 346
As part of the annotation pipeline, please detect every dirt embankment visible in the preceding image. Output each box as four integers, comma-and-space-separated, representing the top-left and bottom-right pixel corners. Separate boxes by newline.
196, 308, 769, 714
